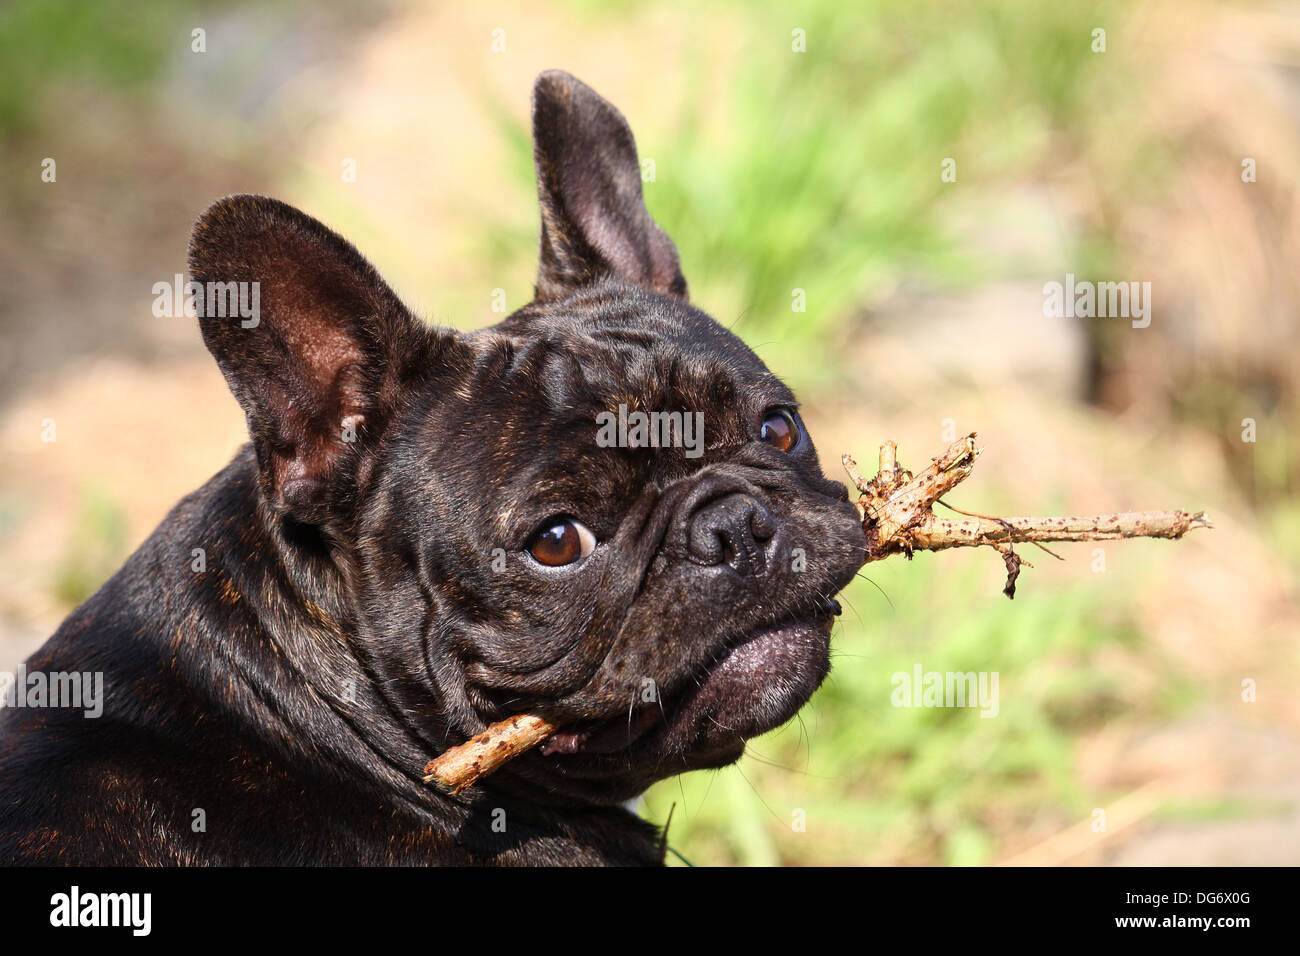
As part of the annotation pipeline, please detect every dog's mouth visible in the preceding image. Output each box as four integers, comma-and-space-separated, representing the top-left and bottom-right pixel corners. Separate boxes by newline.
537, 702, 665, 756
536, 596, 841, 759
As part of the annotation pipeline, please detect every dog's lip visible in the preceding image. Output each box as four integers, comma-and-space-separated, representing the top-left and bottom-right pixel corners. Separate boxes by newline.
538, 704, 664, 755
535, 598, 840, 758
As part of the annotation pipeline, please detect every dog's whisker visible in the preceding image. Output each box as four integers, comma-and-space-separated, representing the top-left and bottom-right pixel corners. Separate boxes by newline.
853, 571, 895, 612
731, 762, 786, 831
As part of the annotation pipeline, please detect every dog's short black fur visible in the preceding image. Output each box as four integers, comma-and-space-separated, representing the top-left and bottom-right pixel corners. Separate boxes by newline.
0, 72, 864, 865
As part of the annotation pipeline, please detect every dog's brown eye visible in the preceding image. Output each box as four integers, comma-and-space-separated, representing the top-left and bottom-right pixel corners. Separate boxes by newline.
527, 518, 597, 567
759, 409, 799, 453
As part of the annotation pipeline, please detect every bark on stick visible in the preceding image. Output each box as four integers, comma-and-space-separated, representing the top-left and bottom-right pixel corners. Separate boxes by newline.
422, 714, 559, 794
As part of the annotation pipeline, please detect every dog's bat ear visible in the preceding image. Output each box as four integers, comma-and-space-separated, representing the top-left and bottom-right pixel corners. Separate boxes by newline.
530, 70, 687, 302
188, 194, 443, 525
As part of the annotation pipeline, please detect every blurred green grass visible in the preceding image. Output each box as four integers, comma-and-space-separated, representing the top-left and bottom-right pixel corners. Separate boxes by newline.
0, 0, 191, 135
52, 488, 128, 608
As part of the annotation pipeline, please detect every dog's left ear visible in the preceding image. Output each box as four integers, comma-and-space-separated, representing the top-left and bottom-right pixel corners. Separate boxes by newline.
188, 194, 444, 526
531, 70, 687, 302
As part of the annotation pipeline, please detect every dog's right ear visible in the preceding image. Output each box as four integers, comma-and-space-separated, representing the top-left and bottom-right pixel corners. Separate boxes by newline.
188, 195, 449, 525
530, 70, 687, 302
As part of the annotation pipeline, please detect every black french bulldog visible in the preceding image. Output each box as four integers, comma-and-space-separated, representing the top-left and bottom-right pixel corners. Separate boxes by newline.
0, 71, 864, 865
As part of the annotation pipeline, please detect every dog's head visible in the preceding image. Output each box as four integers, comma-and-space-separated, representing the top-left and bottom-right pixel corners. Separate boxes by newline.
189, 71, 864, 805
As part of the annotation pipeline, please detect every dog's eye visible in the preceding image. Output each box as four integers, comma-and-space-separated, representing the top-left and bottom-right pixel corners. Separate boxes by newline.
759, 409, 800, 453
526, 517, 597, 567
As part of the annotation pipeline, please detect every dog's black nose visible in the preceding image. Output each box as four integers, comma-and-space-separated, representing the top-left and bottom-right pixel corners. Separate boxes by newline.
686, 493, 776, 576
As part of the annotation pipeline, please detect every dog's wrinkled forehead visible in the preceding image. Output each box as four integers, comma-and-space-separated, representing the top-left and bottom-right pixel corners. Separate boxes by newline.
424, 286, 794, 541
504, 285, 792, 431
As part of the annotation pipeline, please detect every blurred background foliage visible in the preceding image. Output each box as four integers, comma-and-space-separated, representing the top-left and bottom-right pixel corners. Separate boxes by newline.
1, 0, 1297, 865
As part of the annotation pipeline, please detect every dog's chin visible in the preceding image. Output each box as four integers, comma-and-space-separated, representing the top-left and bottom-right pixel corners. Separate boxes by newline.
534, 611, 833, 792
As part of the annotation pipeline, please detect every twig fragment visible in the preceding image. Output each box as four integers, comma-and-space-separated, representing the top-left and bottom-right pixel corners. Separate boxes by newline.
844, 433, 1210, 593
422, 713, 559, 794
1000, 547, 1023, 599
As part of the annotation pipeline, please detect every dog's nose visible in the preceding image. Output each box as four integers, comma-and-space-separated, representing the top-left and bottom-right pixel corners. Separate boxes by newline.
686, 493, 776, 575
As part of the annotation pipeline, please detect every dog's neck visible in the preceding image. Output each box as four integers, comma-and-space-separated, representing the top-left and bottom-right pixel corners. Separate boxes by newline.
207, 447, 665, 863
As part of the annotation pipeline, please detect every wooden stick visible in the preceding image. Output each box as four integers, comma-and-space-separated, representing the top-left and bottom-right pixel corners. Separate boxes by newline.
843, 434, 1210, 575
423, 432, 1209, 793
907, 509, 1210, 552
422, 714, 559, 794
